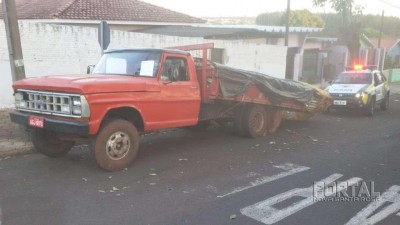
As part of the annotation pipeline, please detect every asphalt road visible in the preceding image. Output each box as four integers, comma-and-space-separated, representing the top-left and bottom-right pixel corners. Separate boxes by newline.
1, 87, 400, 225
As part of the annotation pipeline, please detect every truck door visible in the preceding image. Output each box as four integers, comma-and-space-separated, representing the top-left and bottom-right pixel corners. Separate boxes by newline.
157, 55, 201, 128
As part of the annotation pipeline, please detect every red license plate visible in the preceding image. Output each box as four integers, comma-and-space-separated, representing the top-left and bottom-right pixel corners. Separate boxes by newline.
29, 116, 44, 128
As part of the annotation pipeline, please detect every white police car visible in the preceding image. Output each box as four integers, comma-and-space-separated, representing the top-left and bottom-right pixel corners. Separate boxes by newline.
325, 65, 390, 116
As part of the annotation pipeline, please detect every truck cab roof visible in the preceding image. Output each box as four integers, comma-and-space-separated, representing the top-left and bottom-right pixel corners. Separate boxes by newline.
105, 48, 191, 56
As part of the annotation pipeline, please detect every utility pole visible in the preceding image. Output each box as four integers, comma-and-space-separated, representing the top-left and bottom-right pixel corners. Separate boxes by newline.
2, 0, 26, 82
378, 10, 384, 48
284, 0, 291, 46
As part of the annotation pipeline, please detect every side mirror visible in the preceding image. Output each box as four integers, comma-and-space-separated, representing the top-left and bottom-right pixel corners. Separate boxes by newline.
328, 80, 333, 85
87, 65, 95, 74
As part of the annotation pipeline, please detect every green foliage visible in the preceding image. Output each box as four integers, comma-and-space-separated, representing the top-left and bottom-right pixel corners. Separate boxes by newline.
363, 27, 382, 38
290, 10, 325, 27
256, 12, 285, 26
256, 10, 324, 28
255, 10, 400, 38
319, 13, 400, 38
312, 0, 357, 25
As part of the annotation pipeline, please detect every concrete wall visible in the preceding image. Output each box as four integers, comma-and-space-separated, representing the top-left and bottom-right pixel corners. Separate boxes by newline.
0, 20, 287, 106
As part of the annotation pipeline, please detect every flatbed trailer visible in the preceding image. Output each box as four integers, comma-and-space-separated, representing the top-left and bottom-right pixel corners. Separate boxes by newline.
171, 43, 332, 135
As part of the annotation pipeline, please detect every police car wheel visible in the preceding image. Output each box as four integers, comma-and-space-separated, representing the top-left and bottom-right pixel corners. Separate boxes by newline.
380, 94, 389, 111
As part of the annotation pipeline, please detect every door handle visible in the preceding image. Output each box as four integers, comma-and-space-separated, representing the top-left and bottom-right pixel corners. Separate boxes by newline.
191, 86, 199, 89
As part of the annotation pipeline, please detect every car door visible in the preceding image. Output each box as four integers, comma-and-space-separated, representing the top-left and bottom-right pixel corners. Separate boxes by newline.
156, 54, 201, 128
373, 72, 384, 101
380, 72, 390, 97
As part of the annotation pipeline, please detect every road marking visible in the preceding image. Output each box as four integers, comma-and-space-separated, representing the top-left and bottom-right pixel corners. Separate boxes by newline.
241, 174, 362, 225
345, 185, 400, 225
217, 163, 310, 198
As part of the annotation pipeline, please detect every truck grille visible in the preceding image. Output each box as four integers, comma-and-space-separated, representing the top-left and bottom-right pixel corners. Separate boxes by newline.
16, 89, 80, 117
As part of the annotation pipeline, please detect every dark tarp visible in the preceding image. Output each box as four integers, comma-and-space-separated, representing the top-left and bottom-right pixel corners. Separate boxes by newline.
214, 63, 316, 104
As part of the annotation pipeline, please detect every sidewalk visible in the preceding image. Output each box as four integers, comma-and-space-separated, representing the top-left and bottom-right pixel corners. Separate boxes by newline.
0, 108, 34, 158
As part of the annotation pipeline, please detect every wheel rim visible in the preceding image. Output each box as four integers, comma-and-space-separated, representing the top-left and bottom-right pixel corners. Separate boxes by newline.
250, 112, 265, 133
105, 131, 131, 160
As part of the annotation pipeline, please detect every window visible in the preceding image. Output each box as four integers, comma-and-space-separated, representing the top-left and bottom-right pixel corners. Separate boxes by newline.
333, 73, 372, 84
374, 73, 383, 85
161, 58, 189, 82
93, 51, 161, 77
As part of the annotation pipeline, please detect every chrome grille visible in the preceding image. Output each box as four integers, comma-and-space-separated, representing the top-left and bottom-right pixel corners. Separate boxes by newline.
16, 89, 80, 117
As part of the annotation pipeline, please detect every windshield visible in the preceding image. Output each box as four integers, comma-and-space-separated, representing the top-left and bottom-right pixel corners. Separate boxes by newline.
92, 51, 162, 77
333, 72, 372, 84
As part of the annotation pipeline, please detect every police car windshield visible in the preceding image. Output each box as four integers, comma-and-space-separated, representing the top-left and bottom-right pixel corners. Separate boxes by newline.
333, 73, 372, 84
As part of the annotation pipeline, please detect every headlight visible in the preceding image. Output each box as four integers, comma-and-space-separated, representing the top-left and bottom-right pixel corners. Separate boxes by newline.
355, 92, 367, 98
71, 96, 90, 117
72, 97, 81, 106
14, 92, 23, 101
72, 106, 82, 115
14, 92, 27, 108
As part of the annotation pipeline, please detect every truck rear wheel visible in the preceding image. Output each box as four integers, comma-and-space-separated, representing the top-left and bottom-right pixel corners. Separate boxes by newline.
240, 105, 268, 138
31, 129, 75, 158
266, 110, 282, 134
90, 119, 139, 172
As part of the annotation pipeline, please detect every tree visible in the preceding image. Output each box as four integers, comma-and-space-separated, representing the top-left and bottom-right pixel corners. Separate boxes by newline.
289, 10, 325, 27
312, 0, 356, 25
256, 12, 285, 26
313, 0, 363, 63
256, 10, 324, 28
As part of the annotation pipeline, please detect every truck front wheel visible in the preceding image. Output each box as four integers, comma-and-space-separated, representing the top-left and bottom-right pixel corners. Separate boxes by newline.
31, 129, 75, 157
90, 119, 140, 172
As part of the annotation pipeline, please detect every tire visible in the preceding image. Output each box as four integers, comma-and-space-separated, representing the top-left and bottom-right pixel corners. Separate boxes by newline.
380, 94, 389, 111
90, 119, 140, 172
31, 129, 75, 158
266, 110, 282, 134
365, 97, 375, 117
240, 105, 268, 138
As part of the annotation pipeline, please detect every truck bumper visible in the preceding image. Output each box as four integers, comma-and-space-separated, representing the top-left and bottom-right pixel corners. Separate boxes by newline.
10, 111, 89, 136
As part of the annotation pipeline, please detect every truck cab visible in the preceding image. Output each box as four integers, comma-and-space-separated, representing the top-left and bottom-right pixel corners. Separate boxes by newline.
11, 49, 202, 171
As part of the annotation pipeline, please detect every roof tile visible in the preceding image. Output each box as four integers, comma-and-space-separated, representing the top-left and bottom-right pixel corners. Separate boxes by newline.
0, 0, 205, 23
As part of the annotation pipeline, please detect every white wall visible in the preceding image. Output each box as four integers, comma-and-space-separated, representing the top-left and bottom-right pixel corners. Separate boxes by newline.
0, 21, 287, 106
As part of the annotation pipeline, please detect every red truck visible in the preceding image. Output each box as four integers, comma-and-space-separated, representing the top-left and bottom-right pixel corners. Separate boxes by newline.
10, 43, 331, 171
